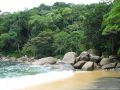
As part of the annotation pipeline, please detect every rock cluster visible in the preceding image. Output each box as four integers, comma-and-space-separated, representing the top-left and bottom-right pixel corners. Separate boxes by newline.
0, 49, 120, 71
30, 50, 120, 71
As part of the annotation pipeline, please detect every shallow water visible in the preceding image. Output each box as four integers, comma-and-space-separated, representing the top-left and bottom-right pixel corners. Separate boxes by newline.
0, 61, 51, 78
0, 61, 74, 90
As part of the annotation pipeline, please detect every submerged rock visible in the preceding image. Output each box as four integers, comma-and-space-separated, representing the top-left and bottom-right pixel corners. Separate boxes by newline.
52, 63, 75, 71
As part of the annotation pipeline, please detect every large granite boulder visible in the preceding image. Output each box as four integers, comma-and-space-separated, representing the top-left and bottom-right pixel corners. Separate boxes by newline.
73, 61, 86, 69
62, 52, 77, 65
90, 54, 100, 63
82, 61, 94, 71
32, 57, 57, 65
102, 63, 117, 69
100, 58, 111, 66
79, 51, 90, 61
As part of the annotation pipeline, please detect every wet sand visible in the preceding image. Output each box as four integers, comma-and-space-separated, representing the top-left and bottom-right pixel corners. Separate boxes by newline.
22, 71, 120, 90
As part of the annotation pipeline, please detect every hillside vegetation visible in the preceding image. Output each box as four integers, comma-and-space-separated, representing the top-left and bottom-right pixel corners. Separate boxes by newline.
0, 0, 120, 58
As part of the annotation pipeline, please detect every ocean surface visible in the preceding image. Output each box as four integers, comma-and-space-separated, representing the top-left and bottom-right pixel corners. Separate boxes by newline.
0, 61, 73, 90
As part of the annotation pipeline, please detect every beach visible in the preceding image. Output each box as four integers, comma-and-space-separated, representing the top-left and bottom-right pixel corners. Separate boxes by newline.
22, 71, 120, 90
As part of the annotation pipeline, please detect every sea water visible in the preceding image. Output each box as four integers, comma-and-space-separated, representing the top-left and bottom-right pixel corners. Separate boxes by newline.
0, 61, 74, 90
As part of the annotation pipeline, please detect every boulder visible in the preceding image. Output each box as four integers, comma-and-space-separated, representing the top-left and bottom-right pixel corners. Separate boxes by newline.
90, 54, 100, 63
102, 63, 117, 69
62, 52, 77, 65
79, 51, 90, 61
82, 61, 94, 71
32, 57, 57, 65
100, 58, 111, 66
73, 61, 86, 69
52, 63, 75, 71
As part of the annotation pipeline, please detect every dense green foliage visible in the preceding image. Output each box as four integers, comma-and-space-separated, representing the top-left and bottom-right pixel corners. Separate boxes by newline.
0, 1, 119, 58
102, 0, 120, 54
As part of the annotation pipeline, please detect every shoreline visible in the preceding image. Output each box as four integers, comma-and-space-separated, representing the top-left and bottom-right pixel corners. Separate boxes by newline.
21, 71, 120, 90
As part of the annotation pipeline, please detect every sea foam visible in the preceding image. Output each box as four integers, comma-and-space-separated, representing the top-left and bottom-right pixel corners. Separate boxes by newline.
0, 71, 74, 90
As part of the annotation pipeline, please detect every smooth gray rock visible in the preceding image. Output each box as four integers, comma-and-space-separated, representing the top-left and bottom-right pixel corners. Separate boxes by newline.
62, 52, 77, 65
79, 51, 90, 61
82, 61, 94, 71
100, 58, 111, 66
90, 54, 100, 63
73, 60, 86, 69
102, 63, 117, 69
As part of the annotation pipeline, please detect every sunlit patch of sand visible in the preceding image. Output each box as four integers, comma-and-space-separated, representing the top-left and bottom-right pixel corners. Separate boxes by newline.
22, 71, 120, 90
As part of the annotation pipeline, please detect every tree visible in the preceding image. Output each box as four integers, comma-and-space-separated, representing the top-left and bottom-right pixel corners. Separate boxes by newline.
22, 31, 54, 58
83, 3, 110, 52
102, 0, 120, 54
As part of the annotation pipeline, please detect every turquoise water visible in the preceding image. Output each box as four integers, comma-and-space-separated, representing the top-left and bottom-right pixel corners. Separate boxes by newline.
0, 61, 51, 78
0, 61, 73, 90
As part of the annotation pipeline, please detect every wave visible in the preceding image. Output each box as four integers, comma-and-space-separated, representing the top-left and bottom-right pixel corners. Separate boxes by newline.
0, 71, 74, 90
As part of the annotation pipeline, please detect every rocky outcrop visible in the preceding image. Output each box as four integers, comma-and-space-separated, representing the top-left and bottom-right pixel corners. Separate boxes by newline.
0, 49, 120, 71
32, 57, 57, 65
62, 52, 76, 65
73, 61, 86, 69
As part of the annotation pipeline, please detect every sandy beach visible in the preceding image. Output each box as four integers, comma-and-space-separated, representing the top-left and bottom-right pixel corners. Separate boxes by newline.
22, 71, 120, 90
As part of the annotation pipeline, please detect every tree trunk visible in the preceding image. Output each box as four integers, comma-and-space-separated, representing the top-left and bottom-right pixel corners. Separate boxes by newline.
111, 36, 114, 53
17, 42, 20, 55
